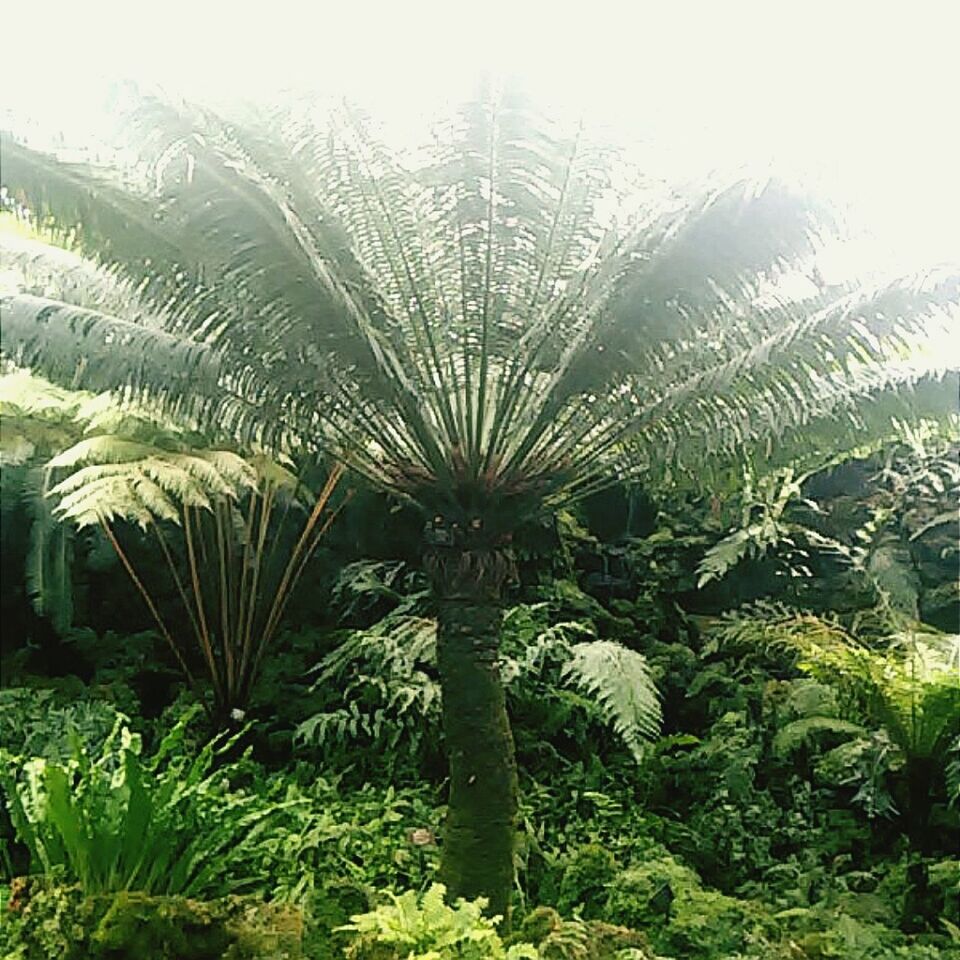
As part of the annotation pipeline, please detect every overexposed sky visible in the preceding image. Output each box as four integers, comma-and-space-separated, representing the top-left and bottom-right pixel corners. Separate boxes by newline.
3, 0, 959, 268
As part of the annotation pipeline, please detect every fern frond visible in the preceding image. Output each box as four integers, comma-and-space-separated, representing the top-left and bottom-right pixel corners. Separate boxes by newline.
0, 365, 93, 419
560, 640, 661, 761
45, 435, 257, 528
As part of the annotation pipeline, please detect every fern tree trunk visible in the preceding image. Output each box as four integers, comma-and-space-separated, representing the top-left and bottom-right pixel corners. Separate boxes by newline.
427, 532, 518, 923
905, 756, 937, 854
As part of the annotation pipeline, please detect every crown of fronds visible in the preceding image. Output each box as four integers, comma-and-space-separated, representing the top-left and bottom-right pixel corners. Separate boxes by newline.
2, 82, 957, 520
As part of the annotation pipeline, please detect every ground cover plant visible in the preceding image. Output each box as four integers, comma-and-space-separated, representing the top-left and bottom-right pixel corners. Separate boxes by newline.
0, 32, 958, 960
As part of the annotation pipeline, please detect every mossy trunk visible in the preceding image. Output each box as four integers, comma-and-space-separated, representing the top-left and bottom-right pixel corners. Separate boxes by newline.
435, 595, 518, 923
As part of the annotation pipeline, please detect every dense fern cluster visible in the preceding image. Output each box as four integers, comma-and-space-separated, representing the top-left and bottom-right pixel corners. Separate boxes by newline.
295, 597, 661, 770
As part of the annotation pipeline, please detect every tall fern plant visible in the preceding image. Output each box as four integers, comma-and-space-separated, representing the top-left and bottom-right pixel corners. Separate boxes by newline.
0, 367, 344, 719
45, 433, 344, 723
1, 82, 957, 915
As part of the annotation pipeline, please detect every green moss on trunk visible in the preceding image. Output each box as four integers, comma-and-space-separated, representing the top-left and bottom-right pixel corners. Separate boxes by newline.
436, 597, 518, 923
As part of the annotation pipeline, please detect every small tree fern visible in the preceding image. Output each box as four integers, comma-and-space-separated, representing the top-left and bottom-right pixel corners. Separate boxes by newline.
0, 368, 345, 719
711, 604, 960, 840
44, 432, 345, 721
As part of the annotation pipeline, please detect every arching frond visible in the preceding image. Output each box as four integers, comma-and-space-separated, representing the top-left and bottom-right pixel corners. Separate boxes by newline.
46, 436, 256, 528
772, 716, 866, 756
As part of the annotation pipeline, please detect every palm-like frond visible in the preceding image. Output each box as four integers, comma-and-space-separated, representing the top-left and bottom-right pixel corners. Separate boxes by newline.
46, 437, 256, 528
696, 375, 960, 495
2, 84, 957, 523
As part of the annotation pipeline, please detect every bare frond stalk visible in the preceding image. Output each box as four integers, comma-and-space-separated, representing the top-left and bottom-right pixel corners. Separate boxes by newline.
149, 517, 206, 650
97, 516, 205, 711
239, 483, 276, 690
182, 505, 222, 706
214, 501, 235, 697
251, 467, 349, 694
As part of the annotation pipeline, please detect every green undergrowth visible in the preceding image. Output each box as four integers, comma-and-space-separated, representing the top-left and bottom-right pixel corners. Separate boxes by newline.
2, 505, 958, 960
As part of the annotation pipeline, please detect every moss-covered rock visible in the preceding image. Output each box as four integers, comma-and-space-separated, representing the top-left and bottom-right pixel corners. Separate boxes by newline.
604, 850, 776, 959
512, 906, 654, 960
555, 844, 620, 919
1, 878, 302, 959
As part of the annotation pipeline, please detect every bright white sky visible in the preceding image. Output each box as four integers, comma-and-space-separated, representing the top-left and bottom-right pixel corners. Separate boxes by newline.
3, 0, 959, 273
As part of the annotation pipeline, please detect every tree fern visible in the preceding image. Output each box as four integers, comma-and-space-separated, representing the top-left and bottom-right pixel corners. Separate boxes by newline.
1, 368, 342, 717
712, 605, 960, 767
3, 81, 956, 910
